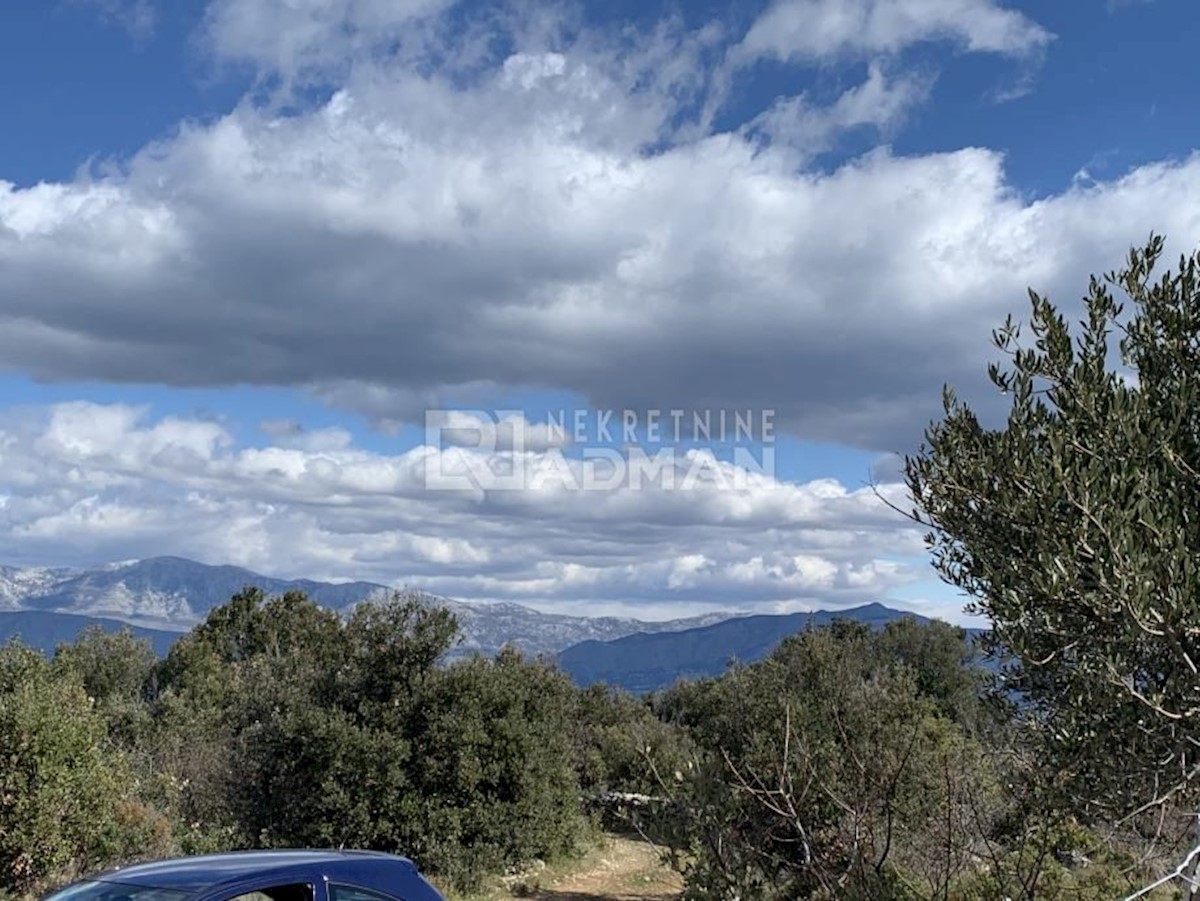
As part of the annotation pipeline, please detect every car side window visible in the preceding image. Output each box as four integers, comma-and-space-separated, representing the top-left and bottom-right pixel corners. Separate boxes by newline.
228, 885, 313, 901
329, 884, 400, 901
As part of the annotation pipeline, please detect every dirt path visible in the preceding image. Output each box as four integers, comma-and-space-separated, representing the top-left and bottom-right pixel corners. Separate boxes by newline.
470, 835, 682, 901
525, 837, 681, 901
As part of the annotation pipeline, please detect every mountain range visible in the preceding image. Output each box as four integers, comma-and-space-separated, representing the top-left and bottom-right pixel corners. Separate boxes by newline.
0, 556, 956, 691
0, 556, 734, 658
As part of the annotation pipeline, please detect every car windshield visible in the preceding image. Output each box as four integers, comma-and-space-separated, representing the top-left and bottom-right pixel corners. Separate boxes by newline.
41, 882, 192, 901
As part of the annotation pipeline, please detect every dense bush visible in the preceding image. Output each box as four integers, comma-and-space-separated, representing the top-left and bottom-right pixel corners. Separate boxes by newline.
0, 643, 163, 895
411, 650, 585, 882
146, 589, 587, 890
648, 621, 992, 900
574, 683, 691, 798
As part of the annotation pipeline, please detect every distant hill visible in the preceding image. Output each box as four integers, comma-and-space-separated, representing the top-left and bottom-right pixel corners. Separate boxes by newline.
0, 610, 181, 656
0, 556, 735, 658
557, 602, 935, 693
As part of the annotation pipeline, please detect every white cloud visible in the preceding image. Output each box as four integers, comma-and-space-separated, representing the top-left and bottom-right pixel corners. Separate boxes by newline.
202, 0, 453, 82
0, 402, 928, 618
0, 1, 1086, 452
733, 0, 1052, 65
5, 82, 1199, 450
749, 61, 933, 154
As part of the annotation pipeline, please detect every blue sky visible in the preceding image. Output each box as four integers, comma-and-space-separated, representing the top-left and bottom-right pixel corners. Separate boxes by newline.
0, 0, 1194, 622
3, 1, 1184, 193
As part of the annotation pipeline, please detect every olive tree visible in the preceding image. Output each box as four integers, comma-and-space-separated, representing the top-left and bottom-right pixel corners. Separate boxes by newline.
906, 235, 1200, 819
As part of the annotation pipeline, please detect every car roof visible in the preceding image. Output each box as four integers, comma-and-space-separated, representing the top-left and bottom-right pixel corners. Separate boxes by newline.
93, 850, 427, 895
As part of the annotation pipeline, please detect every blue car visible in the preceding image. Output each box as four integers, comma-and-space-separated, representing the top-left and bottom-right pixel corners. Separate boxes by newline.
39, 851, 445, 901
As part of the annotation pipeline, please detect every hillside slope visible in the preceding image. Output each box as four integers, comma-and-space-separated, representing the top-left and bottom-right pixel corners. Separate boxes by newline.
557, 602, 929, 692
0, 610, 181, 655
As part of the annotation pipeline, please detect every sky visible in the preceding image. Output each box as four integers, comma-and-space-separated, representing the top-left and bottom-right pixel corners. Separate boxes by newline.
0, 0, 1196, 624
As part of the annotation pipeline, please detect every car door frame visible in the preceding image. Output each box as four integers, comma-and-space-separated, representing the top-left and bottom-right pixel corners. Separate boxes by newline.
194, 871, 330, 901
326, 880, 411, 901
328, 874, 445, 901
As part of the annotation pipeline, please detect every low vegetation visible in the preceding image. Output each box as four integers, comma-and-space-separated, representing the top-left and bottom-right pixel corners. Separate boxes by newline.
0, 595, 1181, 901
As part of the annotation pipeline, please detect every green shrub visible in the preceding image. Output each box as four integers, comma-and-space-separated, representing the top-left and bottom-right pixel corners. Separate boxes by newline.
0, 642, 163, 894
